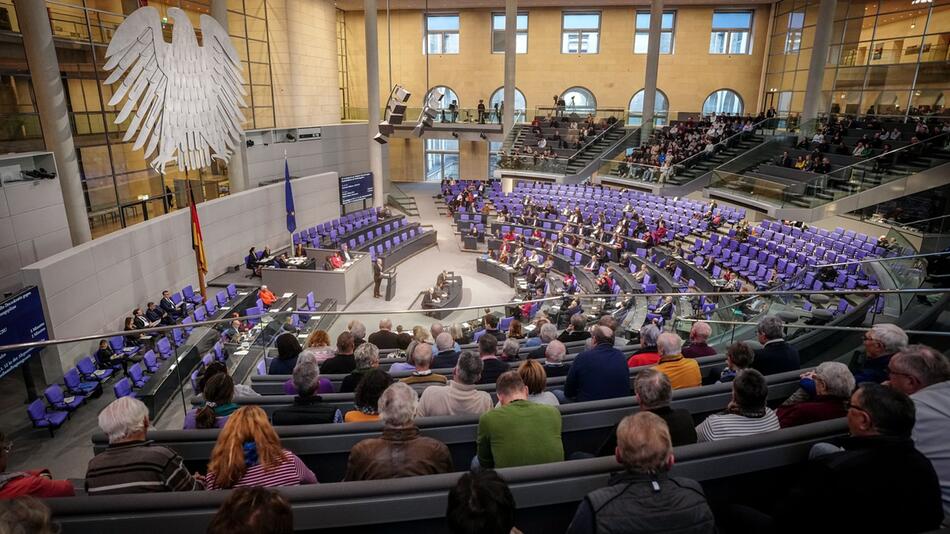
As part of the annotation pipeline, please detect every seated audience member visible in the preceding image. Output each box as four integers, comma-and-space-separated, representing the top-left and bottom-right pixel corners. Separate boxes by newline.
326, 252, 344, 270
474, 314, 506, 343
500, 338, 522, 362
886, 345, 950, 520
0, 432, 73, 498
207, 487, 293, 534
432, 332, 461, 369
145, 302, 171, 326
446, 470, 521, 534
764, 383, 943, 533
682, 321, 717, 358
95, 338, 127, 375
85, 397, 203, 495
477, 371, 563, 469
196, 361, 259, 398
517, 359, 559, 406
340, 343, 380, 393
751, 315, 800, 376
627, 324, 661, 367
717, 341, 755, 383
344, 369, 392, 423
345, 383, 453, 481
258, 285, 277, 308
543, 340, 571, 378
597, 369, 698, 456
854, 323, 908, 383
477, 335, 508, 385
507, 320, 526, 341
557, 313, 591, 343
348, 320, 367, 349
565, 326, 630, 401
184, 374, 239, 429
395, 325, 413, 349
320, 331, 357, 374
777, 362, 853, 428
159, 290, 181, 319
272, 354, 343, 425
368, 319, 400, 350
123, 316, 143, 346
268, 333, 303, 375
527, 323, 559, 358
417, 352, 493, 417
696, 369, 780, 442
569, 412, 715, 534
204, 406, 316, 489
655, 333, 702, 389
302, 329, 335, 364
401, 342, 448, 386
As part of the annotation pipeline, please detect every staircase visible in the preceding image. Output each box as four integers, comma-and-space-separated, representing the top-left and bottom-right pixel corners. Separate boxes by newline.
564, 125, 628, 175
501, 124, 528, 154
387, 184, 419, 217
665, 133, 765, 186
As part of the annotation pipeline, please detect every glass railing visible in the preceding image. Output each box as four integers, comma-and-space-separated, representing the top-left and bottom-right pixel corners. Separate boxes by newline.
532, 107, 627, 124
342, 106, 512, 126
496, 153, 571, 174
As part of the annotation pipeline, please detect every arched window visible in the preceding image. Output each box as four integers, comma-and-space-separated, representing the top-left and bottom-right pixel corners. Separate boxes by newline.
425, 86, 459, 110
560, 87, 596, 114
489, 87, 527, 123
627, 89, 669, 126
702, 89, 743, 116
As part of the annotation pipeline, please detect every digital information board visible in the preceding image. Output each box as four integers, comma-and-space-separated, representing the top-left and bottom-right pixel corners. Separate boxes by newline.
0, 287, 48, 380
339, 172, 374, 205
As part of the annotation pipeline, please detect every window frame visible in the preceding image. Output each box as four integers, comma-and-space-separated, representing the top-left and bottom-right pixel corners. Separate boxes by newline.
491, 12, 529, 54
784, 11, 804, 53
489, 87, 527, 123
561, 11, 602, 55
560, 86, 598, 113
424, 138, 460, 182
634, 10, 676, 55
488, 140, 504, 177
424, 13, 460, 55
702, 88, 745, 116
709, 10, 754, 55
627, 89, 670, 126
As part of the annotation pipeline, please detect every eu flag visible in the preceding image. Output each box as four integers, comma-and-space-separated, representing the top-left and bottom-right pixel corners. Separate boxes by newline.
284, 158, 296, 233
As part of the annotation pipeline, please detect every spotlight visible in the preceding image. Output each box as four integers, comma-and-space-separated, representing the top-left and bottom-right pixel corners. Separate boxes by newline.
452, 131, 459, 138
286, 133, 295, 141
246, 139, 254, 148
376, 84, 413, 143
373, 133, 389, 145
378, 122, 395, 136
479, 133, 487, 140
414, 89, 444, 137
393, 85, 411, 103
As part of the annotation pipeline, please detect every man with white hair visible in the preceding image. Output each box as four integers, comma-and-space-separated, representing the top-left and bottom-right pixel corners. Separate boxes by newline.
777, 362, 854, 428
85, 397, 203, 495
401, 342, 448, 386
340, 342, 380, 393
347, 319, 367, 349
345, 382, 453, 481
528, 323, 559, 359
432, 332, 461, 369
368, 318, 400, 350
853, 323, 908, 384
682, 321, 716, 359
654, 332, 701, 389
543, 340, 571, 378
273, 353, 343, 425
564, 325, 630, 402
751, 315, 800, 376
430, 322, 461, 358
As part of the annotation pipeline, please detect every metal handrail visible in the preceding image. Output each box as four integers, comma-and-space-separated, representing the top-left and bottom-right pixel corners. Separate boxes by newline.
5, 287, 949, 353
672, 117, 773, 171
897, 213, 950, 228
803, 131, 950, 187
568, 120, 623, 163
675, 317, 950, 337
816, 250, 949, 268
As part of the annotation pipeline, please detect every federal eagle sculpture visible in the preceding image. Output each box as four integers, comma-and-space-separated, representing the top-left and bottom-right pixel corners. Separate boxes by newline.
103, 7, 246, 174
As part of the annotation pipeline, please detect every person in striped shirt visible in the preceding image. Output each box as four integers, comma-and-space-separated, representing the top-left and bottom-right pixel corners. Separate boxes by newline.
695, 369, 780, 442
85, 397, 203, 495
204, 406, 316, 489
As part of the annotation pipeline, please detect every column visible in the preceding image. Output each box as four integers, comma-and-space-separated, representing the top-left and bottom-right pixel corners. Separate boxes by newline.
211, 0, 246, 194
501, 0, 517, 132
15, 0, 91, 244
801, 0, 837, 123
640, 0, 663, 143
365, 0, 385, 206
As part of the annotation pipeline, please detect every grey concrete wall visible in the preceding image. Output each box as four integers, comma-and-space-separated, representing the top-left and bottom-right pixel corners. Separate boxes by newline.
245, 123, 370, 189
20, 172, 341, 381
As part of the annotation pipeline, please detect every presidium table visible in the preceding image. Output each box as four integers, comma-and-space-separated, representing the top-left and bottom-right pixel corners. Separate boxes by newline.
422, 273, 463, 320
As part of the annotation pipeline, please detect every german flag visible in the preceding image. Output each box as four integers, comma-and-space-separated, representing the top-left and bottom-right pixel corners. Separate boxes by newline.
188, 182, 208, 274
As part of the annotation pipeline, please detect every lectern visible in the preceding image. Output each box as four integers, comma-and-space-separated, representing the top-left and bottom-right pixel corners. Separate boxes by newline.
383, 269, 397, 301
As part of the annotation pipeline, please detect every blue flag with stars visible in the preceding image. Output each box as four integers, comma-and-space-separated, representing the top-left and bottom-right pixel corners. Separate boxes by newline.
284, 157, 296, 233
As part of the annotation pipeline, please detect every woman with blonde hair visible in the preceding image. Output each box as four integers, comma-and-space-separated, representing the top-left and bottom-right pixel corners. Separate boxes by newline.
412, 325, 430, 344
518, 359, 559, 406
204, 406, 316, 489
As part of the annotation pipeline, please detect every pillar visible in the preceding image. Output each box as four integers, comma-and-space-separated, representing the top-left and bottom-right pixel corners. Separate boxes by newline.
15, 0, 91, 245
502, 0, 517, 132
211, 0, 246, 194
640, 0, 663, 143
801, 0, 837, 123
365, 0, 385, 206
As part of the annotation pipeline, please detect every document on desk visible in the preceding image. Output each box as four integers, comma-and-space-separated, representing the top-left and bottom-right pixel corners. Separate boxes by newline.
233, 350, 249, 356
282, 293, 293, 298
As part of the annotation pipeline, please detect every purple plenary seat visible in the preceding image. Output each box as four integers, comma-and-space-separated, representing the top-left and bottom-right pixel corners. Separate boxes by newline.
27, 399, 68, 437
77, 356, 113, 382
113, 378, 136, 399
44, 384, 84, 411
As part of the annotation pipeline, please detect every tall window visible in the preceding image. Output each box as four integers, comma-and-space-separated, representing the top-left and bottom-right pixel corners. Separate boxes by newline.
703, 89, 744, 115
709, 11, 753, 54
784, 12, 804, 53
489, 87, 527, 123
561, 87, 597, 114
628, 89, 669, 126
492, 13, 528, 54
562, 12, 600, 54
425, 139, 459, 182
634, 11, 676, 54
488, 141, 504, 177
425, 14, 459, 54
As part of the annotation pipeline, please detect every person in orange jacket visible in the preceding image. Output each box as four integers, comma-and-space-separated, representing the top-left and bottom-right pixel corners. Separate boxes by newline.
258, 285, 277, 307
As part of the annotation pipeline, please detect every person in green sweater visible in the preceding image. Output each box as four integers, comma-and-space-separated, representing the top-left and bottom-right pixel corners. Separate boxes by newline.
476, 371, 564, 469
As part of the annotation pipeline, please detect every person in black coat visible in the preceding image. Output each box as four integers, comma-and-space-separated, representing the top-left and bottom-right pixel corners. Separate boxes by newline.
268, 333, 302, 375
367, 319, 400, 350
557, 313, 591, 343
159, 290, 181, 319
750, 315, 800, 376
272, 356, 341, 425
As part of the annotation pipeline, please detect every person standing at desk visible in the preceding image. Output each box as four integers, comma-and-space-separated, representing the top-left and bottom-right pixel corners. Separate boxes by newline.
373, 257, 384, 298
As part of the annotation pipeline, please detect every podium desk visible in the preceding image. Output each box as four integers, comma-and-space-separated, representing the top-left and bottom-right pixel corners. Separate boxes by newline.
262, 250, 372, 307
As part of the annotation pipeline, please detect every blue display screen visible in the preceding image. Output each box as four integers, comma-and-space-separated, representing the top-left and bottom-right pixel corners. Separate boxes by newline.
0, 287, 48, 379
339, 172, 374, 205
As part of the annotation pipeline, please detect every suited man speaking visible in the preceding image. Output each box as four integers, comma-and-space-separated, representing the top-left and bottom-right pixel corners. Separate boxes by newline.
372, 257, 384, 298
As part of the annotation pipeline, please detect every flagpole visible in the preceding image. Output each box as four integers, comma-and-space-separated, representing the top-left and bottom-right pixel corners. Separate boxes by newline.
286, 151, 294, 257
187, 170, 207, 300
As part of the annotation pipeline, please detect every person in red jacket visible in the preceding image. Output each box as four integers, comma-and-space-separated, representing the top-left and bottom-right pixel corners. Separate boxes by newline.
0, 433, 74, 499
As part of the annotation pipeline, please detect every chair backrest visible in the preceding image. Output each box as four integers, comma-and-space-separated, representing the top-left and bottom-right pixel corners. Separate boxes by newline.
306, 292, 315, 309
44, 384, 64, 403
216, 291, 228, 307
64, 368, 80, 388
194, 307, 207, 322
227, 284, 237, 298
205, 300, 217, 314
144, 351, 158, 367
183, 285, 195, 298
257, 360, 267, 375
171, 293, 182, 305
77, 357, 95, 375
157, 336, 172, 356
114, 378, 133, 398
27, 399, 47, 421
109, 336, 124, 351
129, 363, 144, 381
